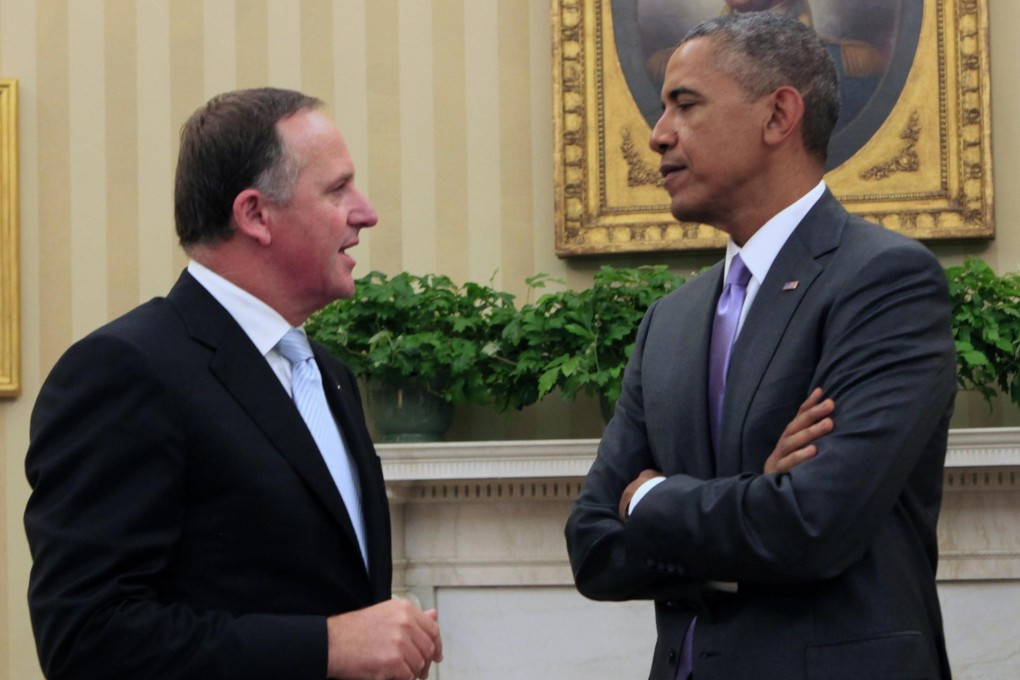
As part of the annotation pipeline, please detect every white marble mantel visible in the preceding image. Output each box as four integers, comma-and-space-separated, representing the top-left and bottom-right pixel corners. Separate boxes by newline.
378, 430, 1020, 679
379, 427, 1020, 482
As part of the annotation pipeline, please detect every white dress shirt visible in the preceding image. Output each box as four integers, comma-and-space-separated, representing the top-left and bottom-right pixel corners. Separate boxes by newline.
187, 260, 299, 394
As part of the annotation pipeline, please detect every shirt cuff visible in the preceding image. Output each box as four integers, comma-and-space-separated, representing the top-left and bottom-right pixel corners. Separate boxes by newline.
627, 476, 666, 516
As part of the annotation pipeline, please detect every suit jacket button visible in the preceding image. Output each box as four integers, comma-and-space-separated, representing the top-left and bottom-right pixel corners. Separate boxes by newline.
667, 649, 678, 664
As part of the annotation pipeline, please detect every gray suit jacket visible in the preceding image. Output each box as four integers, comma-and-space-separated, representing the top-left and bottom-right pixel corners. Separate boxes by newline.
565, 191, 956, 680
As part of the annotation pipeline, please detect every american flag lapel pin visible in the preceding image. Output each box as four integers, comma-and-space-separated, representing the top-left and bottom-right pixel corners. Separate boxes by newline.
783, 280, 799, 291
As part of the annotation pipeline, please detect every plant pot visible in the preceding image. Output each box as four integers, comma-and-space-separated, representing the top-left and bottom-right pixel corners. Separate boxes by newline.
365, 378, 454, 443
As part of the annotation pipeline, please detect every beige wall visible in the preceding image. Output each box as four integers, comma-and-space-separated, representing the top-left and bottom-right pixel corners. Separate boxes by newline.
1, 0, 1018, 677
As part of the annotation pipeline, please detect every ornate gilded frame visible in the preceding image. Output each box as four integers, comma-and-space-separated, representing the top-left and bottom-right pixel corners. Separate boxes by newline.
1, 79, 19, 396
552, 0, 993, 255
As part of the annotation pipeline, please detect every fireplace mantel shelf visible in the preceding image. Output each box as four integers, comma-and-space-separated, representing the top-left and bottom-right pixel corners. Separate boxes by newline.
378, 428, 1020, 482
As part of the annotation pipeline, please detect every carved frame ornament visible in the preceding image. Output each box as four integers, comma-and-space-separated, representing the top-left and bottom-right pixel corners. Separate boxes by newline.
0, 78, 18, 397
552, 0, 993, 255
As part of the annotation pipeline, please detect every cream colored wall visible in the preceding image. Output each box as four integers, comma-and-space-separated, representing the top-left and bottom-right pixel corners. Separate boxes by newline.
0, 1, 1018, 677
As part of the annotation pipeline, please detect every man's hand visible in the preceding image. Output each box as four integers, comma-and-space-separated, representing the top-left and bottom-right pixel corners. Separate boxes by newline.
619, 468, 664, 520
764, 387, 835, 475
616, 390, 833, 520
326, 599, 443, 680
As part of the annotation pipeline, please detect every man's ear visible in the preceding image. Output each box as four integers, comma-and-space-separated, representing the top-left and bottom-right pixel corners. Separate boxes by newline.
231, 188, 273, 246
762, 85, 806, 148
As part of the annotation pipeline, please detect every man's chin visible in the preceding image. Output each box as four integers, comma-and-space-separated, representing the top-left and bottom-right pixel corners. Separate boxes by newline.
668, 198, 715, 228
669, 204, 700, 225
322, 275, 356, 303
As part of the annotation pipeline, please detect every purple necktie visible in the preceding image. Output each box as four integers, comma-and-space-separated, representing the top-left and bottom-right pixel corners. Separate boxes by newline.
679, 255, 751, 680
708, 254, 752, 453
675, 617, 696, 680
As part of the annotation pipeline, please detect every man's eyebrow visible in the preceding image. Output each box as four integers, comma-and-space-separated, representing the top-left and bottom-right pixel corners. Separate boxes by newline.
332, 170, 354, 186
665, 86, 700, 102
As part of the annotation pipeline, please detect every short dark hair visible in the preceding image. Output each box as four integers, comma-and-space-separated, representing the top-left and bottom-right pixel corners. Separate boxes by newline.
174, 87, 323, 247
682, 12, 839, 163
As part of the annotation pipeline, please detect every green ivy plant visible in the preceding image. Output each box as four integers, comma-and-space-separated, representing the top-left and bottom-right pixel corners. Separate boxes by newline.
305, 271, 517, 405
497, 265, 685, 406
946, 258, 1020, 408
307, 260, 1020, 419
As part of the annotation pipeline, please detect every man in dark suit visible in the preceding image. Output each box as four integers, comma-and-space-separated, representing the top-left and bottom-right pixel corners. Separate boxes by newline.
25, 88, 442, 680
565, 13, 955, 680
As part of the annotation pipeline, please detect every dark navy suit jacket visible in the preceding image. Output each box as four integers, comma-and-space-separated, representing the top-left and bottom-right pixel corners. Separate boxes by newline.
25, 271, 391, 679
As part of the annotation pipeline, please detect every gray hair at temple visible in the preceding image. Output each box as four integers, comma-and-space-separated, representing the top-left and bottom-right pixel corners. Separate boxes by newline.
681, 12, 840, 163
174, 87, 323, 247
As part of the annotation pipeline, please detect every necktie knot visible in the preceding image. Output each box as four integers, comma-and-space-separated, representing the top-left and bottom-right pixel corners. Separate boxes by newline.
277, 329, 314, 366
727, 254, 752, 288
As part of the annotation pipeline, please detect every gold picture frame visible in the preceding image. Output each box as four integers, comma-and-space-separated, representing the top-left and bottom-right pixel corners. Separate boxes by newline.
552, 0, 993, 255
1, 79, 19, 396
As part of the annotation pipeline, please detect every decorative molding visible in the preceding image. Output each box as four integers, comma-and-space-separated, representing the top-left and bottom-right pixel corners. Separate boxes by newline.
388, 479, 584, 504
379, 439, 602, 482
0, 78, 19, 397
945, 427, 1020, 466
937, 552, 1020, 581
941, 550, 1020, 562
621, 126, 661, 188
378, 428, 1020, 486
860, 111, 921, 181
944, 468, 1019, 491
402, 561, 574, 588
551, 0, 587, 250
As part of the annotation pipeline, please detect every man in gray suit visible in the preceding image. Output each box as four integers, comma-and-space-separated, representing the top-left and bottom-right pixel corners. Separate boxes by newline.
565, 13, 955, 680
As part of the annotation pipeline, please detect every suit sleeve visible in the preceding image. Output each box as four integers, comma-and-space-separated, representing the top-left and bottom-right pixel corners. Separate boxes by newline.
623, 243, 956, 584
565, 299, 708, 603
24, 334, 327, 680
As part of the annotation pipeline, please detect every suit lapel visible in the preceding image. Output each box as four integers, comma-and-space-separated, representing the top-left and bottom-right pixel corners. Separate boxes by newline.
686, 265, 724, 478
315, 347, 393, 596
644, 265, 721, 478
720, 192, 846, 474
167, 273, 369, 568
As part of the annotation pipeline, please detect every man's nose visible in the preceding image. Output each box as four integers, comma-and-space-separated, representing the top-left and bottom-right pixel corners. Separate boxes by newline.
648, 112, 673, 154
350, 188, 378, 228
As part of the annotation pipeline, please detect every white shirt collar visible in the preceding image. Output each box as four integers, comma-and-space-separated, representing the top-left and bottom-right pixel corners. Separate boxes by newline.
186, 260, 296, 356
725, 180, 827, 283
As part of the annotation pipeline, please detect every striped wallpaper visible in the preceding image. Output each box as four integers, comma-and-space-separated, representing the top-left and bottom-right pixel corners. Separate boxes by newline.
11, 0, 561, 372
2, 1, 1020, 677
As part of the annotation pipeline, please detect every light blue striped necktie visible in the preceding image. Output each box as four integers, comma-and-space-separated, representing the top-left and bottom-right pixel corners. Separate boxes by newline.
277, 329, 367, 566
